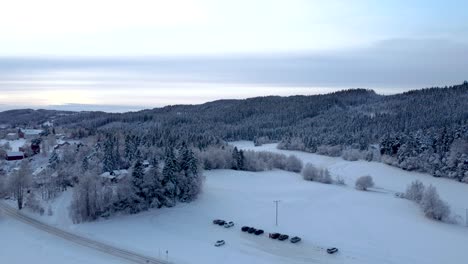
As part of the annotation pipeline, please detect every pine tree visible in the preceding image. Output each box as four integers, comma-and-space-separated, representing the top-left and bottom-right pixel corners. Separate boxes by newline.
48, 151, 59, 169
103, 135, 115, 173
132, 159, 145, 199
238, 150, 245, 170
232, 147, 239, 170
161, 148, 177, 207
81, 157, 89, 172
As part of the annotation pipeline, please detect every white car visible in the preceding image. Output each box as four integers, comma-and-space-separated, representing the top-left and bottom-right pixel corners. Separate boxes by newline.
224, 221, 234, 228
215, 240, 225, 247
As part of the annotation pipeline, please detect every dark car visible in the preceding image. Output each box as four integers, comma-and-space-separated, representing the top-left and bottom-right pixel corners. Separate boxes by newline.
213, 219, 223, 224
247, 227, 256, 233
269, 233, 280, 239
327, 247, 339, 254
247, 227, 257, 234
241, 226, 250, 232
217, 220, 226, 226
290, 236, 301, 243
254, 229, 264, 235
278, 234, 289, 241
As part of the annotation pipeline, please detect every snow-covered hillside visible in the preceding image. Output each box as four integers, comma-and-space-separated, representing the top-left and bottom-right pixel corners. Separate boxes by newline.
4, 141, 468, 264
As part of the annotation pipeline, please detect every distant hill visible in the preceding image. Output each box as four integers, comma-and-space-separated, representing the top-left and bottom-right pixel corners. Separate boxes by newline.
1, 83, 467, 180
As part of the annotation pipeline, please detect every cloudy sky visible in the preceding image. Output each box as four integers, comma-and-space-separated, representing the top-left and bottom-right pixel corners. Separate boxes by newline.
0, 0, 467, 111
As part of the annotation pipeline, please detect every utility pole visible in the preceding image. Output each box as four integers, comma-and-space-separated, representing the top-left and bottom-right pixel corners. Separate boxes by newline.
273, 200, 281, 226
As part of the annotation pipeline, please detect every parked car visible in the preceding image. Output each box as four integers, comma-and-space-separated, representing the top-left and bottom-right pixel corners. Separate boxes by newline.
247, 227, 256, 233
213, 219, 223, 224
395, 192, 405, 198
254, 229, 264, 235
327, 247, 339, 254
214, 240, 225, 247
241, 226, 250, 232
269, 233, 280, 239
278, 234, 289, 241
290, 236, 301, 243
217, 220, 226, 226
224, 221, 234, 228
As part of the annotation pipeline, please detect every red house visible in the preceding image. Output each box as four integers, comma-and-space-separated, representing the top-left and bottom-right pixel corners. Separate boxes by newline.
6, 151, 24, 161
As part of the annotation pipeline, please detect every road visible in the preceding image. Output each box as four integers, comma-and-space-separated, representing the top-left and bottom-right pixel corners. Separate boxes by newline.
0, 201, 171, 264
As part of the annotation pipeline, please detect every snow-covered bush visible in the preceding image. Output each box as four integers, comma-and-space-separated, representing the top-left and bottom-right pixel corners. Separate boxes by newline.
420, 185, 451, 221
302, 163, 320, 181
317, 145, 342, 157
47, 206, 54, 216
342, 148, 362, 161
197, 146, 233, 170
302, 163, 332, 184
405, 180, 425, 203
334, 175, 346, 185
25, 192, 45, 215
285, 155, 303, 173
355, 175, 374, 191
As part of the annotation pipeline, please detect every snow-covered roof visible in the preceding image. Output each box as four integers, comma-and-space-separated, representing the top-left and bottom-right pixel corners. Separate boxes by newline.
6, 151, 24, 157
7, 132, 17, 136
21, 129, 43, 135
100, 169, 129, 181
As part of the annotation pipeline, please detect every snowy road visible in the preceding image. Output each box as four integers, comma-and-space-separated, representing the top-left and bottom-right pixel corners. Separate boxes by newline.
0, 202, 170, 264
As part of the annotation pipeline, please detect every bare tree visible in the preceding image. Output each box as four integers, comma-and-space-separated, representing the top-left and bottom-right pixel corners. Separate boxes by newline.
7, 160, 32, 209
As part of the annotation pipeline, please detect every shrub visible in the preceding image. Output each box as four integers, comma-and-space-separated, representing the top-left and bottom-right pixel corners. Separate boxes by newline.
285, 155, 303, 173
405, 180, 425, 203
355, 175, 374, 191
302, 163, 320, 181
334, 175, 346, 185
342, 149, 362, 161
302, 163, 332, 184
420, 185, 451, 221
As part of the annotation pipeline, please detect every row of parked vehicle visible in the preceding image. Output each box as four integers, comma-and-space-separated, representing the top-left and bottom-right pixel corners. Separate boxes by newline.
213, 219, 234, 228
241, 226, 264, 235
268, 232, 301, 243
212, 219, 338, 253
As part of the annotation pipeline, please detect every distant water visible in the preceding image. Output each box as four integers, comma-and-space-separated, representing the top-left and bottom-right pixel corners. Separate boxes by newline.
0, 56, 450, 112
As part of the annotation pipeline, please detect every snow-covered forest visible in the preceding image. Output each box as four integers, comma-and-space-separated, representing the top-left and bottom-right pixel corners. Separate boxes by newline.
5, 83, 465, 178
0, 83, 467, 223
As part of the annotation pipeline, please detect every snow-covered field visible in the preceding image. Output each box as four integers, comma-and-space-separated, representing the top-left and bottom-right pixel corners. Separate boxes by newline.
3, 141, 468, 264
0, 215, 128, 264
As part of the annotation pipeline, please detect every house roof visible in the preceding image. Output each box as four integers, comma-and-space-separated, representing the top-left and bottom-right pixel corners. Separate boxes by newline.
21, 129, 43, 135
7, 151, 24, 157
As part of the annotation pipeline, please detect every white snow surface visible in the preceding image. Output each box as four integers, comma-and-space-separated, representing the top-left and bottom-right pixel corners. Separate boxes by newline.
3, 141, 468, 264
0, 215, 128, 264
0, 138, 26, 151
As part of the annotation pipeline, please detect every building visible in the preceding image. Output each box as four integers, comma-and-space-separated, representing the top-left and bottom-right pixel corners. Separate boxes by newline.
100, 169, 129, 183
6, 132, 18, 140
20, 129, 43, 139
6, 151, 24, 161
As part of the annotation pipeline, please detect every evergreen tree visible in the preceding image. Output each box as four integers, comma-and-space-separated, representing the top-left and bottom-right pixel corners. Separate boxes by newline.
238, 150, 245, 170
48, 151, 59, 169
232, 147, 239, 170
131, 158, 147, 211
161, 148, 177, 206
